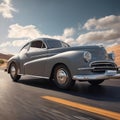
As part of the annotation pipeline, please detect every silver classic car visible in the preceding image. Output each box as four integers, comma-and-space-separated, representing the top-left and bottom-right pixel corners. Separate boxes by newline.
7, 38, 120, 89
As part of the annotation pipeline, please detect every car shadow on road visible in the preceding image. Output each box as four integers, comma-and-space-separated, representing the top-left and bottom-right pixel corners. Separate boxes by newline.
18, 78, 120, 102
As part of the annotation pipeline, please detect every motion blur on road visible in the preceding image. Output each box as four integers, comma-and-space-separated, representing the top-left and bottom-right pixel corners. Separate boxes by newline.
0, 69, 120, 120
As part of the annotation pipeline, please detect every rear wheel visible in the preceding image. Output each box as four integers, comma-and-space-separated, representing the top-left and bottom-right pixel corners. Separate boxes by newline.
88, 80, 104, 85
53, 65, 75, 89
10, 63, 21, 82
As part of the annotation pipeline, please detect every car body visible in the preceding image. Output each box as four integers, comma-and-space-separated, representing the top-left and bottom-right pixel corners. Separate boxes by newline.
7, 38, 120, 89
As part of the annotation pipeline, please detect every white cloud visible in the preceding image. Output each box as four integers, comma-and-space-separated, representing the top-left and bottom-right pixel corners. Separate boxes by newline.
0, 41, 11, 47
0, 39, 30, 54
77, 29, 120, 45
12, 39, 29, 47
8, 24, 76, 47
4, 0, 11, 4
64, 38, 77, 46
63, 28, 75, 37
8, 24, 41, 39
107, 42, 118, 48
0, 39, 29, 48
77, 15, 120, 46
0, 47, 10, 54
0, 0, 16, 18
83, 15, 120, 30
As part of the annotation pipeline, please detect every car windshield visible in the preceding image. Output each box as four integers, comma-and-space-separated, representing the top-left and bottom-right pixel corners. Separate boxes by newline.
20, 43, 30, 53
46, 40, 70, 49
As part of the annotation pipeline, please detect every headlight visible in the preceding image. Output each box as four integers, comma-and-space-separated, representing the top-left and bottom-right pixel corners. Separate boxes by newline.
108, 52, 115, 60
83, 51, 92, 62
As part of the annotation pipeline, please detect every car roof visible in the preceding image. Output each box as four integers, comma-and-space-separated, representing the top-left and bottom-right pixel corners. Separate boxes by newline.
28, 38, 66, 49
33, 38, 61, 43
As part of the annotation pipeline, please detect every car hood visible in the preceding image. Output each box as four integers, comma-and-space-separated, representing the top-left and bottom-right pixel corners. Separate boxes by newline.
48, 45, 107, 61
71, 46, 107, 61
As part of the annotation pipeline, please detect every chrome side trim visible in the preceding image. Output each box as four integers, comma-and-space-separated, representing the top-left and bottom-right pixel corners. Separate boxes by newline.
78, 66, 118, 71
18, 74, 49, 79
73, 70, 120, 81
31, 53, 56, 59
77, 67, 94, 71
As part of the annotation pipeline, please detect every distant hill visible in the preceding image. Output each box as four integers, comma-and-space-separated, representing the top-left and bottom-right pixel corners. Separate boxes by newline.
0, 53, 13, 60
107, 44, 120, 66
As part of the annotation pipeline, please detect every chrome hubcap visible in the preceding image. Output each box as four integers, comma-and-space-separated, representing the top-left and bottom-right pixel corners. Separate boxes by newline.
10, 66, 16, 77
57, 69, 68, 84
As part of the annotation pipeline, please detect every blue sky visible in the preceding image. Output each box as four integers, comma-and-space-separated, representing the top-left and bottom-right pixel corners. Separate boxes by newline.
0, 0, 120, 54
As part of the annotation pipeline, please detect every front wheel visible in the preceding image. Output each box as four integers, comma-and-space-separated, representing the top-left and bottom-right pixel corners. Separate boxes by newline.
88, 80, 104, 85
10, 63, 21, 82
53, 65, 75, 89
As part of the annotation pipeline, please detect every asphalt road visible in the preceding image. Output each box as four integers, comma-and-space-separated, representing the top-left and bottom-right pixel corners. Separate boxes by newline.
0, 69, 120, 120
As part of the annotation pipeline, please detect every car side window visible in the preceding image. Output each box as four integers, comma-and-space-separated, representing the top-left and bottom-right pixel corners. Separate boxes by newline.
29, 41, 46, 51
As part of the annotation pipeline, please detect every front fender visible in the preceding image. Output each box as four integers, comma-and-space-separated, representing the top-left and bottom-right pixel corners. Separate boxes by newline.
45, 50, 88, 78
7, 55, 20, 74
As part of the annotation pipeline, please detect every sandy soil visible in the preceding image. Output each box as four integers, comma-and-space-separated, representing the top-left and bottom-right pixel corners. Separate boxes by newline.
0, 59, 7, 69
106, 45, 120, 66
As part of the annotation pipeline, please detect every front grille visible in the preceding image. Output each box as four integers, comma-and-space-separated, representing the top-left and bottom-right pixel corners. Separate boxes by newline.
90, 62, 117, 73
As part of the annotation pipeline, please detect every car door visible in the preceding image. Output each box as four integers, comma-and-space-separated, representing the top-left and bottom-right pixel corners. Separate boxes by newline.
24, 40, 48, 76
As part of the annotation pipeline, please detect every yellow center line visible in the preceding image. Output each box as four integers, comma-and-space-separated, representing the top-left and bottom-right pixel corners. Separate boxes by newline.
42, 96, 120, 120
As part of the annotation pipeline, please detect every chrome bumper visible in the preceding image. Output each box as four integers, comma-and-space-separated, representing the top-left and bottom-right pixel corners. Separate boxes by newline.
73, 70, 120, 81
